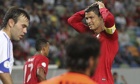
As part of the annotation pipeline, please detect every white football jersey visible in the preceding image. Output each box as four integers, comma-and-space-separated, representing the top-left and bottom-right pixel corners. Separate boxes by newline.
0, 30, 14, 83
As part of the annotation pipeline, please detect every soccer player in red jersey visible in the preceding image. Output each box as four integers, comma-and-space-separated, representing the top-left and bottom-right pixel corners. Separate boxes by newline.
68, 1, 118, 84
23, 38, 49, 84
39, 34, 100, 84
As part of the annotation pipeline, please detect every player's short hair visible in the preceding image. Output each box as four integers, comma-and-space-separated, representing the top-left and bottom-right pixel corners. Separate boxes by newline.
35, 38, 48, 51
85, 3, 101, 17
1, 6, 30, 29
65, 33, 100, 72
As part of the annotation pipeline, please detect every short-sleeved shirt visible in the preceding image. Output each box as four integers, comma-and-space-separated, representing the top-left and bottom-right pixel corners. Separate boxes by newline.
23, 54, 49, 84
40, 72, 98, 84
0, 31, 14, 83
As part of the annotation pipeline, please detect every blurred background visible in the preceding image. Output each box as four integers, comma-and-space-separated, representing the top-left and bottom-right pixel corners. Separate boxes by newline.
0, 0, 140, 84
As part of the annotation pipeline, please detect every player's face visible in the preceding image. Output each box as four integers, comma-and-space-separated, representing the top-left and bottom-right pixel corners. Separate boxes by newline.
44, 42, 50, 56
11, 15, 29, 41
85, 11, 103, 34
89, 57, 98, 77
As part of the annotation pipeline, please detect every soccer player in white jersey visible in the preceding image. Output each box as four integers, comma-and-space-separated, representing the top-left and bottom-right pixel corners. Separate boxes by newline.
0, 7, 30, 84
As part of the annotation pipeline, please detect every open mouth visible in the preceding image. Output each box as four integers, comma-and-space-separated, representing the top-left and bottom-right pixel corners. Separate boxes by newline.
89, 25, 93, 29
20, 35, 24, 39
88, 24, 94, 29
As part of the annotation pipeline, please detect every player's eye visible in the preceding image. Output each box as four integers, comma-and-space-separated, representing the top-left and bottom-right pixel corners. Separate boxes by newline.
22, 24, 27, 28
90, 16, 94, 19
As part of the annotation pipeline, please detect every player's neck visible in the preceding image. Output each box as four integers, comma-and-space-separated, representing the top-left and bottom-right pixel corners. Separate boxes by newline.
35, 51, 46, 57
85, 68, 91, 76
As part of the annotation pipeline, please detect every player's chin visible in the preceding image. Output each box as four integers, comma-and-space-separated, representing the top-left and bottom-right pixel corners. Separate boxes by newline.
94, 32, 99, 34
89, 26, 97, 31
15, 38, 21, 41
89, 27, 95, 30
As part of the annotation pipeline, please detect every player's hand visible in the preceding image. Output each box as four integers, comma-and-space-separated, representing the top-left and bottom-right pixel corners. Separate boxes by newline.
96, 1, 105, 9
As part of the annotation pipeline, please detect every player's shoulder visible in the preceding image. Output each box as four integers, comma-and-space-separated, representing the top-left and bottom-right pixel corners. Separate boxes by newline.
0, 31, 8, 43
47, 73, 97, 84
101, 29, 118, 41
39, 75, 61, 84
31, 55, 49, 63
0, 31, 11, 54
37, 55, 49, 61
40, 73, 98, 84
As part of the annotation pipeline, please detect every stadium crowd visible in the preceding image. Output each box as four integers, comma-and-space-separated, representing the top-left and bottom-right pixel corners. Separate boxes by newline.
0, 0, 140, 68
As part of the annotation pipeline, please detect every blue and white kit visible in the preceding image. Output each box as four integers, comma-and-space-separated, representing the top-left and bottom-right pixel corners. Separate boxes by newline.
0, 30, 14, 74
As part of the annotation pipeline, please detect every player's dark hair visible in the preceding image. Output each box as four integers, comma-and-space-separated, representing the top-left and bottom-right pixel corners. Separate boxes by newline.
35, 38, 48, 51
65, 33, 100, 72
0, 6, 30, 29
85, 3, 101, 17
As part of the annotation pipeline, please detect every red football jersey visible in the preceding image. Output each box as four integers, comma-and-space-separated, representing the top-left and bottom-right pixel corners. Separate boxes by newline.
23, 54, 49, 84
68, 8, 118, 84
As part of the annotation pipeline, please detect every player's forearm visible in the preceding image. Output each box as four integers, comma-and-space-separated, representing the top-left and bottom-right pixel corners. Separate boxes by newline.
37, 75, 46, 82
37, 67, 46, 82
100, 8, 115, 28
68, 10, 90, 33
0, 73, 13, 84
68, 10, 85, 24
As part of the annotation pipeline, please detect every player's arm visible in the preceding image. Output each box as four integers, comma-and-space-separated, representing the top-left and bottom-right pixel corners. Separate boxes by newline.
0, 39, 13, 84
67, 10, 91, 33
97, 2, 116, 35
0, 73, 13, 84
37, 67, 46, 82
37, 58, 49, 82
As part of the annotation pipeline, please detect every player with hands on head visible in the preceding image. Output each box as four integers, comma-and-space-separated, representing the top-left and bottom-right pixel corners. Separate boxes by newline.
23, 38, 50, 84
68, 1, 118, 84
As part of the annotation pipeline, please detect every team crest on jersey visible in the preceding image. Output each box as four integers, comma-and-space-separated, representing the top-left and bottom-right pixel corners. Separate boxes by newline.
4, 61, 10, 68
42, 62, 46, 67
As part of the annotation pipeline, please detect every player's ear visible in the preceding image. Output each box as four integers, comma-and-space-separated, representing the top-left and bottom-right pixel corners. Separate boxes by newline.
41, 50, 43, 54
42, 47, 45, 52
89, 56, 95, 68
8, 19, 15, 28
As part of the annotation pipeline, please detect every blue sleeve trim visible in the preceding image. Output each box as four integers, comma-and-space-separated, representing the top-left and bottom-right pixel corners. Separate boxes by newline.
0, 58, 10, 73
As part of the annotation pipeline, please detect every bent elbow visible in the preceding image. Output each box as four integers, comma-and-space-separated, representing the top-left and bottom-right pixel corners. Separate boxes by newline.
67, 17, 73, 25
105, 14, 115, 28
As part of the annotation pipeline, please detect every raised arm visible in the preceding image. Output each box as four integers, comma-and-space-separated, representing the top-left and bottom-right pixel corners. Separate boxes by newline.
67, 10, 91, 33
97, 2, 116, 35
100, 8, 115, 28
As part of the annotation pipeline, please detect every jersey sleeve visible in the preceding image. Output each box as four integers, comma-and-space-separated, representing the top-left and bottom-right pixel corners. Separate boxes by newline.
100, 8, 118, 39
37, 58, 49, 74
67, 10, 92, 33
0, 37, 11, 73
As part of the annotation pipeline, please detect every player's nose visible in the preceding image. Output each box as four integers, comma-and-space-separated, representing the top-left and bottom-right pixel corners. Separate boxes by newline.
23, 28, 27, 34
86, 18, 92, 24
